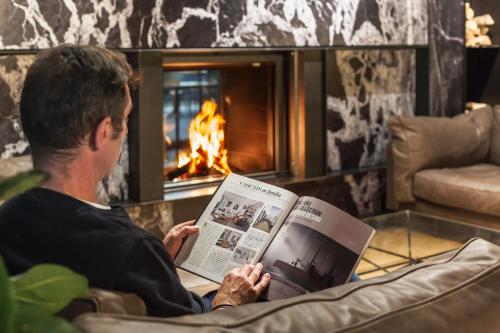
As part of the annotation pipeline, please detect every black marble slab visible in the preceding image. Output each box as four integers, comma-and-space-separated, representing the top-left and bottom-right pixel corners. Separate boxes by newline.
0, 0, 427, 50
326, 49, 415, 172
428, 0, 465, 116
283, 169, 386, 217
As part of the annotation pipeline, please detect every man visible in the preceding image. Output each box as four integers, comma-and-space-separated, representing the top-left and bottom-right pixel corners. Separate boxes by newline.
0, 44, 270, 317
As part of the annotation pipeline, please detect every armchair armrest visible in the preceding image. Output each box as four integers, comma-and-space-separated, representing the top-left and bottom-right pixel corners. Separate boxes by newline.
387, 106, 492, 207
58, 288, 147, 320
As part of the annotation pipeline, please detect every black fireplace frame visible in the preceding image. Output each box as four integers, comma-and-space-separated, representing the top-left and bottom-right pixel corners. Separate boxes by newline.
127, 50, 305, 202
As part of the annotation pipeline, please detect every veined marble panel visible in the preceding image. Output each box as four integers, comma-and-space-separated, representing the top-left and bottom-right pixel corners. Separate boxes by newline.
97, 140, 130, 204
283, 169, 385, 217
327, 50, 415, 171
428, 0, 465, 116
125, 200, 174, 238
0, 0, 427, 50
0, 55, 35, 159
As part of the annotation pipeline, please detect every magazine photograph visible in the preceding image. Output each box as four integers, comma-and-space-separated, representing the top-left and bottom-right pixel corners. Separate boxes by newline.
210, 191, 264, 232
252, 204, 283, 233
215, 229, 243, 251
231, 246, 257, 265
260, 221, 360, 299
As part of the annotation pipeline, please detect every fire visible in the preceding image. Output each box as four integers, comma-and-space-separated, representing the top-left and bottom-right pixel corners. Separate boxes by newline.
175, 100, 231, 178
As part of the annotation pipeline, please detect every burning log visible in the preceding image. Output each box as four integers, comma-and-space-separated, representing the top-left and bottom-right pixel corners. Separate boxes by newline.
166, 163, 190, 180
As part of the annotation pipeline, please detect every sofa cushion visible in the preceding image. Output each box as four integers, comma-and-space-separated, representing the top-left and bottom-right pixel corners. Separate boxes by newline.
490, 105, 500, 165
388, 106, 492, 203
75, 238, 500, 333
414, 164, 500, 217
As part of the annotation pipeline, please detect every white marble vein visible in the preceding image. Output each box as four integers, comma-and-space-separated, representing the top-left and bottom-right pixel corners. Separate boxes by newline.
1, 119, 30, 159
327, 50, 415, 171
345, 171, 382, 216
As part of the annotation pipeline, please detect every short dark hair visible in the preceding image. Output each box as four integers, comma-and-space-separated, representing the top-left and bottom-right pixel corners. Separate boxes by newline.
20, 44, 139, 162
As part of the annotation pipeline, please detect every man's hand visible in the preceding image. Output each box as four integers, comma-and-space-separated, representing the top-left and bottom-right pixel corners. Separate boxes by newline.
212, 263, 271, 309
163, 220, 199, 258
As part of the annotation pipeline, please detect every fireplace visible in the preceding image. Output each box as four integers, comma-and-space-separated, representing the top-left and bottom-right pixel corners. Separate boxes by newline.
128, 50, 321, 202
161, 54, 287, 190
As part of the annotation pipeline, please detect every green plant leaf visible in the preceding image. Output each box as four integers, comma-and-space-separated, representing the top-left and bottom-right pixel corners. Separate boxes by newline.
15, 315, 79, 333
0, 171, 48, 201
0, 257, 17, 333
11, 264, 88, 315
14, 303, 49, 324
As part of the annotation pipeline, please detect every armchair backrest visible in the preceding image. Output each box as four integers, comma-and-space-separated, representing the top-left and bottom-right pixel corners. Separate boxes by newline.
490, 105, 500, 165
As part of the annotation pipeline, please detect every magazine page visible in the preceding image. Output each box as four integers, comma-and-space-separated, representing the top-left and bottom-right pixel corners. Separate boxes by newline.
260, 196, 375, 300
174, 173, 299, 283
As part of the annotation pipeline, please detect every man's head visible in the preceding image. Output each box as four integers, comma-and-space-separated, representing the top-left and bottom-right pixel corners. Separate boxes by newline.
20, 44, 139, 176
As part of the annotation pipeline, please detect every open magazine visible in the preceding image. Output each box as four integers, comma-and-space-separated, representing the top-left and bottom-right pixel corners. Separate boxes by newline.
175, 173, 375, 300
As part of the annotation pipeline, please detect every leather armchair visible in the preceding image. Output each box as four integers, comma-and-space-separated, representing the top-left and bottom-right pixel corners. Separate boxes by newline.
387, 105, 500, 229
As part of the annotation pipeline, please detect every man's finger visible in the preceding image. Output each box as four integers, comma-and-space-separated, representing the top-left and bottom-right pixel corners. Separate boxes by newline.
176, 220, 196, 228
240, 264, 254, 276
253, 272, 271, 295
175, 226, 199, 239
248, 263, 263, 284
230, 266, 241, 274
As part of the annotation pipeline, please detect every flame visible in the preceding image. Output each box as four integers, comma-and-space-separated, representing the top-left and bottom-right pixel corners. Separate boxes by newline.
177, 100, 231, 177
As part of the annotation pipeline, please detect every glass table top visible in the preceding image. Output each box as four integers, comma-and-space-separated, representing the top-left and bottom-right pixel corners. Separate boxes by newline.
355, 210, 500, 279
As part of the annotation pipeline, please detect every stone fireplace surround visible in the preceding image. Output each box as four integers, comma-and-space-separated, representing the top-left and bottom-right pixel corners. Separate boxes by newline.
0, 0, 465, 226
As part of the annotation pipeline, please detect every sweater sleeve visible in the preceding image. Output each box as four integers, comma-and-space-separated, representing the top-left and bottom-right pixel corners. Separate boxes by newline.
113, 237, 210, 317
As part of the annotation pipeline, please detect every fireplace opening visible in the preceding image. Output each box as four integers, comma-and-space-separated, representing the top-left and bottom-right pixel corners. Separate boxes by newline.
163, 54, 285, 189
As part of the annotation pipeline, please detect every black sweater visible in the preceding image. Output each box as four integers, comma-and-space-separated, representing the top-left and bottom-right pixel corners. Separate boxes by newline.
0, 187, 209, 317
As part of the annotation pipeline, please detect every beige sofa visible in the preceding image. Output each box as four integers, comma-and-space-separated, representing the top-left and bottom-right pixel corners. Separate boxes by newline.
387, 105, 500, 229
73, 238, 500, 333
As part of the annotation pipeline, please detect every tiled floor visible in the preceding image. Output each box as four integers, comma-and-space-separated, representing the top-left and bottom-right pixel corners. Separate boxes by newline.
177, 268, 220, 296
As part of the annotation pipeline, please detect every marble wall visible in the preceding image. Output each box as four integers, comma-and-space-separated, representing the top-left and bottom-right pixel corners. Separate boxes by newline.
428, 0, 465, 116
1, 0, 463, 215
0, 0, 427, 50
326, 49, 415, 171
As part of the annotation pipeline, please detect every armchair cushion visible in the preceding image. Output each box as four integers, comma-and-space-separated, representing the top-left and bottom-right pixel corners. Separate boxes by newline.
388, 106, 492, 203
414, 164, 500, 217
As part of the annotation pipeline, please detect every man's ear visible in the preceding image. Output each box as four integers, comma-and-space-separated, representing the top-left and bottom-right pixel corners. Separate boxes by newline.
91, 117, 113, 151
